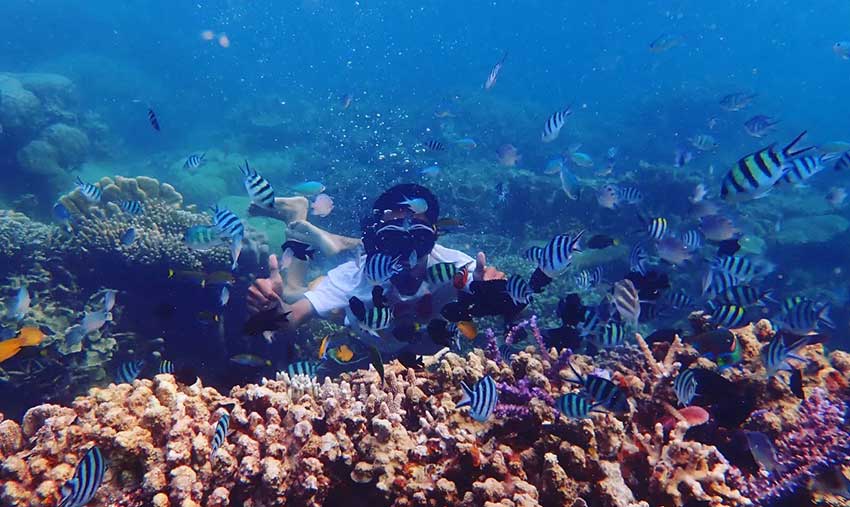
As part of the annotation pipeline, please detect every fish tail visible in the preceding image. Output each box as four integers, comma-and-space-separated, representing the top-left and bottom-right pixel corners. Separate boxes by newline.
783, 130, 813, 158
818, 304, 836, 328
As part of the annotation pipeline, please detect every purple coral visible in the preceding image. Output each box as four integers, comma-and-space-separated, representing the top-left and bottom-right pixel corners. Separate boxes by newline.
496, 378, 558, 421
738, 388, 850, 505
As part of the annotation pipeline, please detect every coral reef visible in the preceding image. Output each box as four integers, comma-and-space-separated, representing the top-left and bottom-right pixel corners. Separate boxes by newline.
2, 316, 846, 507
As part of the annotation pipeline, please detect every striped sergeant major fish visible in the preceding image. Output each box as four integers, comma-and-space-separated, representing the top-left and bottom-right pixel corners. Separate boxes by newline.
538, 230, 584, 278
240, 160, 276, 209
706, 301, 747, 328
184, 153, 206, 170
663, 289, 694, 310
616, 186, 643, 205
158, 359, 174, 375
673, 368, 699, 406
484, 50, 508, 90
720, 130, 812, 202
712, 255, 773, 282
778, 298, 834, 335
835, 150, 850, 172
116, 360, 144, 384
719, 285, 775, 307
120, 200, 144, 216
556, 393, 603, 419
365, 253, 404, 285
574, 266, 603, 290
702, 268, 739, 298
424, 140, 445, 151
457, 374, 499, 422
762, 332, 812, 378
287, 360, 319, 380
147, 108, 160, 131
541, 105, 573, 143
59, 447, 106, 507
589, 321, 626, 349
211, 205, 244, 239
425, 262, 461, 285
577, 308, 602, 337
75, 177, 102, 203
505, 276, 533, 306
646, 217, 668, 241
523, 246, 544, 263
566, 361, 629, 413
682, 229, 703, 250
210, 412, 230, 460
348, 296, 393, 337
629, 242, 649, 276
778, 153, 839, 187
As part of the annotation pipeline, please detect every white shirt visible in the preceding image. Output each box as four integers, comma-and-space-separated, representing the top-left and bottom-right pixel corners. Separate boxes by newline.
304, 244, 476, 319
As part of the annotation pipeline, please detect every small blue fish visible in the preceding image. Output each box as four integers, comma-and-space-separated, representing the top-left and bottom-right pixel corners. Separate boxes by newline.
103, 290, 117, 312
291, 181, 326, 196
82, 310, 112, 333
64, 324, 87, 346
420, 165, 440, 177
219, 286, 230, 307
59, 447, 106, 507
53, 202, 72, 231
184, 153, 206, 170
399, 196, 428, 214
158, 359, 175, 375
6, 286, 31, 321
116, 360, 144, 384
75, 177, 102, 203
457, 375, 499, 422
120, 228, 136, 246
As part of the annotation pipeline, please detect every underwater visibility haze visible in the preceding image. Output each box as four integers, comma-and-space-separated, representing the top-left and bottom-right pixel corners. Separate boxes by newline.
3, 1, 850, 506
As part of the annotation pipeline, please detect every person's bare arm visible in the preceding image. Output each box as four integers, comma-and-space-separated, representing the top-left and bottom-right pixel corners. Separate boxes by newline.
247, 254, 317, 329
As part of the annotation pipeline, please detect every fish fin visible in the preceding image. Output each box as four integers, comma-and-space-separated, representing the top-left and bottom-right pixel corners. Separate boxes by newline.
784, 130, 813, 158
349, 297, 366, 321
456, 381, 473, 407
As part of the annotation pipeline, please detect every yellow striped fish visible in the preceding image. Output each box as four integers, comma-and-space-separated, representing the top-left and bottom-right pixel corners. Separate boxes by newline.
720, 131, 811, 202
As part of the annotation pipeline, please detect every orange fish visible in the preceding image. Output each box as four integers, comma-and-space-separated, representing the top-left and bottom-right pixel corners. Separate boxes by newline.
453, 266, 470, 290
457, 321, 477, 340
330, 344, 355, 363
0, 327, 45, 363
318, 335, 330, 359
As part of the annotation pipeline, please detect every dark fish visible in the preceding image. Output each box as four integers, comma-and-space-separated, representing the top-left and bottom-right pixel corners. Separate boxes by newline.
686, 329, 737, 359
586, 234, 618, 249
147, 108, 160, 131
716, 239, 742, 257
243, 308, 291, 336
444, 279, 525, 321
720, 131, 812, 202
567, 362, 629, 413
210, 413, 230, 459
116, 360, 143, 384
367, 345, 385, 384
457, 375, 499, 421
59, 447, 106, 507
426, 318, 455, 347
835, 150, 850, 171
626, 269, 670, 300
556, 393, 601, 419
789, 368, 804, 399
646, 328, 681, 344
281, 240, 317, 261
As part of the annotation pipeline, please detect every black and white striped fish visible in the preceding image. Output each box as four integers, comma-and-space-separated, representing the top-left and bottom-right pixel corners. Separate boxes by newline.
75, 177, 102, 203
158, 360, 174, 375
708, 302, 747, 328
240, 160, 276, 209
590, 321, 626, 349
541, 106, 573, 143
184, 153, 206, 170
523, 246, 544, 263
762, 333, 811, 377
539, 230, 584, 278
629, 242, 649, 276
349, 296, 393, 336
556, 393, 601, 419
147, 108, 160, 131
574, 266, 603, 290
120, 200, 144, 216
616, 186, 643, 205
701, 269, 740, 297
287, 360, 319, 379
719, 285, 775, 307
673, 368, 699, 406
663, 289, 694, 310
506, 276, 533, 305
566, 362, 629, 413
424, 140, 445, 151
577, 308, 602, 337
116, 360, 144, 384
835, 151, 850, 172
612, 279, 641, 326
59, 447, 106, 507
779, 299, 834, 334
364, 253, 404, 285
426, 262, 461, 285
720, 131, 811, 202
210, 412, 230, 459
457, 375, 499, 422
712, 256, 772, 282
212, 205, 244, 239
646, 217, 668, 240
682, 229, 703, 250
779, 154, 835, 186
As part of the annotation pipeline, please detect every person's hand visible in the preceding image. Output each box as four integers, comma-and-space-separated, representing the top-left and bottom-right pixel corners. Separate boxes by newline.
473, 252, 506, 281
247, 254, 285, 314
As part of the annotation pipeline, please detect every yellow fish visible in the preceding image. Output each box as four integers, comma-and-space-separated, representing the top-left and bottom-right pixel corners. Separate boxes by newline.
457, 321, 477, 340
328, 344, 355, 363
318, 335, 330, 359
0, 327, 45, 363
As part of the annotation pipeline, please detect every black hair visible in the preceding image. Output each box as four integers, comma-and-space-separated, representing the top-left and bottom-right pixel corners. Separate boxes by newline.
361, 184, 440, 256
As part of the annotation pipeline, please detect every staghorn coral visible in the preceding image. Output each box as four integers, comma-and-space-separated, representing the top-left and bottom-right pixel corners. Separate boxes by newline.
1, 319, 848, 507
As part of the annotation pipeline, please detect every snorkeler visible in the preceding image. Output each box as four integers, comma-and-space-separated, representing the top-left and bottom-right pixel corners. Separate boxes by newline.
247, 184, 502, 350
